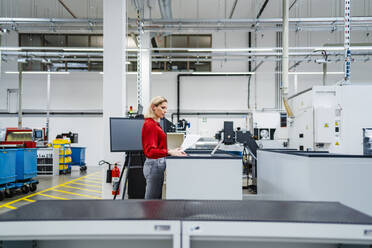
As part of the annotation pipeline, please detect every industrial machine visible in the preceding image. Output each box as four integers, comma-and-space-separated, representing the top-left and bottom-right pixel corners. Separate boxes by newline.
0, 128, 36, 148
247, 111, 288, 149
363, 128, 372, 155
56, 131, 78, 144
160, 118, 190, 133
287, 85, 372, 154
214, 121, 259, 193
0, 127, 49, 148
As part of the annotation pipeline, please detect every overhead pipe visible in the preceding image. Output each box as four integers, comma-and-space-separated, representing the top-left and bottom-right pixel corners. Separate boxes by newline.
138, 17, 372, 24
171, 112, 250, 123
158, 0, 173, 19
1, 17, 372, 25
281, 0, 294, 117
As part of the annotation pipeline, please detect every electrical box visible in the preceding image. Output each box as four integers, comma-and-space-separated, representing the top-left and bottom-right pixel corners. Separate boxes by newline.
314, 107, 334, 144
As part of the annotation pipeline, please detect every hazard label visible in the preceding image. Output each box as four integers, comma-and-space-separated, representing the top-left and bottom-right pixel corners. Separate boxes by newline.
324, 123, 329, 128
335, 142, 340, 146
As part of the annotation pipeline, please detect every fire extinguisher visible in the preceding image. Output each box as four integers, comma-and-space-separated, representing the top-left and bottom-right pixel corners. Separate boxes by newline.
112, 163, 121, 195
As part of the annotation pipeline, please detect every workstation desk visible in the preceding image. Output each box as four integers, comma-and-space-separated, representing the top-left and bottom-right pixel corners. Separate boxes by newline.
257, 150, 372, 216
166, 150, 242, 200
1, 200, 372, 248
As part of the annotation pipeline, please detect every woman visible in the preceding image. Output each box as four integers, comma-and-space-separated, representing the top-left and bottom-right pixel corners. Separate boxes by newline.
142, 96, 186, 199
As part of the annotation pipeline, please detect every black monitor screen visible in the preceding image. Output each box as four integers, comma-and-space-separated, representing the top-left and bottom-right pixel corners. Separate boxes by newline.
110, 118, 144, 152
34, 130, 43, 139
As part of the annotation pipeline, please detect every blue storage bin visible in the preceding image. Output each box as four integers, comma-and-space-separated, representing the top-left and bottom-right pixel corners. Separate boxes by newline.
71, 147, 86, 165
0, 150, 17, 185
16, 149, 37, 180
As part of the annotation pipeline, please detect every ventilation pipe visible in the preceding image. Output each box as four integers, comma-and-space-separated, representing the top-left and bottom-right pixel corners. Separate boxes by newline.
17, 63, 23, 129
282, 0, 294, 117
158, 0, 173, 19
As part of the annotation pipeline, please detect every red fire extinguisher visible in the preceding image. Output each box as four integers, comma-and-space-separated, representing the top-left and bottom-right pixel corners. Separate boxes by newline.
112, 163, 120, 195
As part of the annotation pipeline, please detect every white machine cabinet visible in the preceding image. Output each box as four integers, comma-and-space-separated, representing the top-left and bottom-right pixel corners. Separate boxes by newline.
166, 153, 242, 200
258, 149, 372, 216
288, 85, 372, 154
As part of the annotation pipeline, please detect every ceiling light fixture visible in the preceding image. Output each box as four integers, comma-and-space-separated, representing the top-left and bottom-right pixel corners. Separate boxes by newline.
5, 71, 70, 74
62, 48, 103, 52
288, 71, 344, 75
100, 72, 163, 75
192, 72, 255, 75
0, 47, 22, 51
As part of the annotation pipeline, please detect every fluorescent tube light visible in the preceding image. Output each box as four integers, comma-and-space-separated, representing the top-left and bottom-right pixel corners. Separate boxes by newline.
63, 48, 103, 52
100, 72, 163, 75
350, 46, 372, 51
188, 48, 277, 52
0, 47, 22, 51
192, 72, 255, 75
5, 71, 70, 74
288, 72, 343, 75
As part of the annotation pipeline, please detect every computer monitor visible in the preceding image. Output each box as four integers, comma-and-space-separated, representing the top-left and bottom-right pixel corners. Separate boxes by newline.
110, 117, 144, 152
33, 129, 43, 139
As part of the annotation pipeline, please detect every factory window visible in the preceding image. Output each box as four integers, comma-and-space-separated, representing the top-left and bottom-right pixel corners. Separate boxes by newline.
19, 34, 103, 72
157, 34, 212, 72
19, 33, 212, 72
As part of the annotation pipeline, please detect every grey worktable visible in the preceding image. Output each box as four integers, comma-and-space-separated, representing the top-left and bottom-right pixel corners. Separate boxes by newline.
1, 200, 372, 248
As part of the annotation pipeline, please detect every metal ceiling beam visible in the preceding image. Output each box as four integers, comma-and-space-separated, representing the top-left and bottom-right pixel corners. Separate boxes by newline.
58, 0, 78, 19
138, 17, 372, 24
256, 0, 270, 19
229, 0, 239, 19
0, 18, 102, 24
1, 17, 372, 33
1, 16, 372, 25
289, 0, 299, 10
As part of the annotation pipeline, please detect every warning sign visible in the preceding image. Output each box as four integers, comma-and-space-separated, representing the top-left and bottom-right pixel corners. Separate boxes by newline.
335, 122, 339, 126
324, 123, 329, 128
335, 142, 340, 146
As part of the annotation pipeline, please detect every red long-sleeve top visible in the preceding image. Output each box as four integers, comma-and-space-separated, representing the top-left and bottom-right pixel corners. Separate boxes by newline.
142, 118, 168, 159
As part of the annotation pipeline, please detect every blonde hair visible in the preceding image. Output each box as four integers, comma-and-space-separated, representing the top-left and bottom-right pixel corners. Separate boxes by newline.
144, 96, 168, 119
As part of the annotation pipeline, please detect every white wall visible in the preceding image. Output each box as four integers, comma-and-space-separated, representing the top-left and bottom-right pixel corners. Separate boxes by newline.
0, 116, 104, 167
0, 72, 104, 166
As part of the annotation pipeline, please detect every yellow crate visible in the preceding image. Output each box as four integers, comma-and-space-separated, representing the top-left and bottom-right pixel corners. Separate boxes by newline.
59, 148, 72, 156
53, 139, 71, 145
59, 156, 72, 164
59, 163, 69, 170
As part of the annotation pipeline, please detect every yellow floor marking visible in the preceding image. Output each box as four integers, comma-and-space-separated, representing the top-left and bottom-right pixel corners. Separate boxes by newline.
68, 182, 102, 188
23, 198, 36, 203
3, 205, 16, 210
39, 193, 68, 200
78, 179, 102, 184
52, 189, 102, 199
0, 172, 101, 209
61, 185, 102, 193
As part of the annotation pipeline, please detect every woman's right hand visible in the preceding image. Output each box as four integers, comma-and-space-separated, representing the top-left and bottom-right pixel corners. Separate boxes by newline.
168, 148, 187, 157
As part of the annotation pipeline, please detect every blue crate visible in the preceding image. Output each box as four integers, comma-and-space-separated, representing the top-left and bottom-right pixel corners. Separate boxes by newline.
0, 150, 17, 185
71, 147, 86, 166
16, 149, 37, 180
